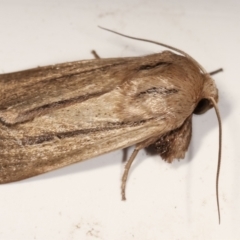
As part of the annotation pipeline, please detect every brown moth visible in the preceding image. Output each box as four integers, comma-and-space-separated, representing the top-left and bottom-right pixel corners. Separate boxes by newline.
0, 27, 222, 222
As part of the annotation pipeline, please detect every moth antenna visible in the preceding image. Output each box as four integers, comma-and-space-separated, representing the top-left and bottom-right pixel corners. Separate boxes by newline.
209, 97, 222, 224
99, 26, 207, 74
100, 26, 222, 222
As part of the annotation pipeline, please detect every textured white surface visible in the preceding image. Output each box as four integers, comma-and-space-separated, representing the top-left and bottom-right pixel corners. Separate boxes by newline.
0, 0, 238, 239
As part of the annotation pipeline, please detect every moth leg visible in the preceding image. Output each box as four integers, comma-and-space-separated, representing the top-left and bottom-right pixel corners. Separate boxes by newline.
122, 148, 129, 163
208, 68, 223, 76
121, 147, 140, 200
121, 137, 160, 200
91, 50, 101, 59
153, 116, 192, 163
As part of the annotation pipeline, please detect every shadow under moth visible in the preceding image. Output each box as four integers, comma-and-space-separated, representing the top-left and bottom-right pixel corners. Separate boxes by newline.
0, 27, 222, 223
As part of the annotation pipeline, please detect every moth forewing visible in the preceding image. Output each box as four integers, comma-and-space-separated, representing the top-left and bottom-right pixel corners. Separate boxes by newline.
0, 52, 201, 182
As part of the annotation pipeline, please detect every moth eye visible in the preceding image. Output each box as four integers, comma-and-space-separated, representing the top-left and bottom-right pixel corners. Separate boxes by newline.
193, 98, 211, 115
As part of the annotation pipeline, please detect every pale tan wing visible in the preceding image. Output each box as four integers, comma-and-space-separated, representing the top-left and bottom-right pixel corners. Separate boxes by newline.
0, 51, 204, 183
0, 57, 132, 124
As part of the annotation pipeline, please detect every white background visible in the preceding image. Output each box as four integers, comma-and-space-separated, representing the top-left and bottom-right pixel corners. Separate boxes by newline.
0, 0, 238, 239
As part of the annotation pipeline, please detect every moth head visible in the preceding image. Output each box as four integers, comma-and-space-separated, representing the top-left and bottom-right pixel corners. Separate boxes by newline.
194, 74, 218, 115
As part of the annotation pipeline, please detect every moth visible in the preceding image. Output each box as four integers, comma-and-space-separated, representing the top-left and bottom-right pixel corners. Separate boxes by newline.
0, 27, 222, 222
